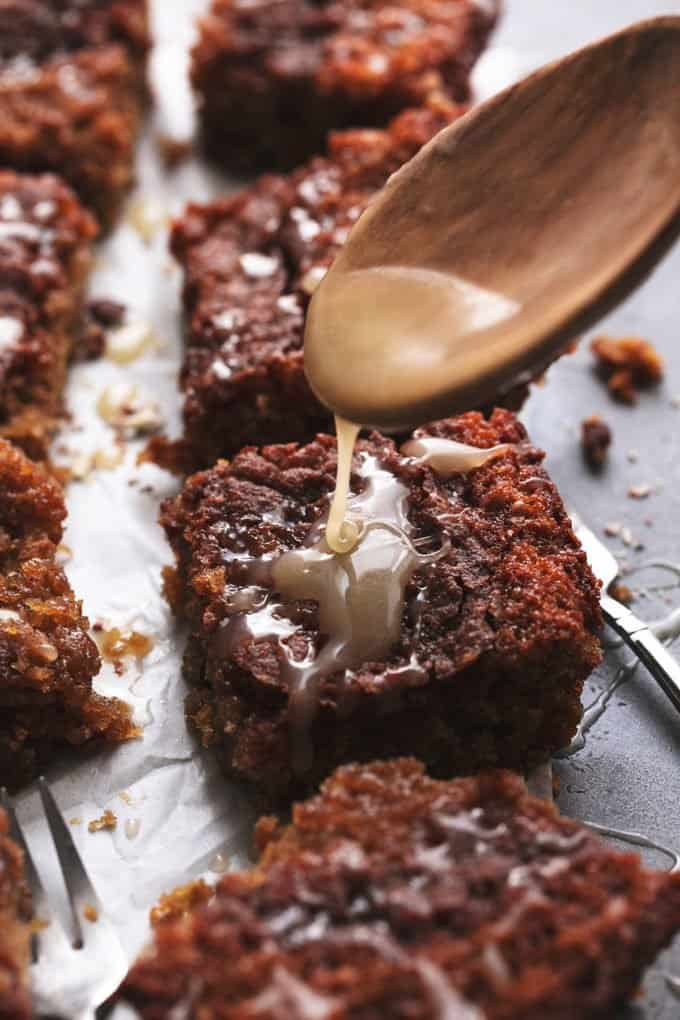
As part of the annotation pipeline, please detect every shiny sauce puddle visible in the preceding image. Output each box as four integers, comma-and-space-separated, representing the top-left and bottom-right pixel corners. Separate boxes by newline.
214, 426, 508, 772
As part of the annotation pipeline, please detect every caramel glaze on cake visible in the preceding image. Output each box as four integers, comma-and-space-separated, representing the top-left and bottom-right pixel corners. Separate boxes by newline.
0, 171, 97, 460
192, 0, 499, 171
0, 807, 30, 1020
0, 438, 137, 790
0, 0, 150, 226
161, 410, 602, 805
122, 759, 680, 1020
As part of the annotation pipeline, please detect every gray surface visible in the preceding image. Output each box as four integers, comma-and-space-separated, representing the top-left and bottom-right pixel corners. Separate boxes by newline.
491, 2, 680, 1016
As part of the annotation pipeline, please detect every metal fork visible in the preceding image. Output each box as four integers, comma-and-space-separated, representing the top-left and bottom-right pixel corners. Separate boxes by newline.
572, 512, 680, 716
1, 779, 128, 1020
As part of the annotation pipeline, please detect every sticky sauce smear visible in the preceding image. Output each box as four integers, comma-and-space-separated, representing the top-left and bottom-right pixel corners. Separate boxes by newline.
215, 431, 511, 773
215, 448, 444, 772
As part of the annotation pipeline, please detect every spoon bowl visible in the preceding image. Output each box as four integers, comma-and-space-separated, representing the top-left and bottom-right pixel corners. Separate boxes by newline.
305, 17, 680, 429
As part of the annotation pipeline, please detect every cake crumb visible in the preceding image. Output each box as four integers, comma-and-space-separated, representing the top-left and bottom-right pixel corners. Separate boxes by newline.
150, 880, 213, 927
610, 581, 634, 605
581, 415, 611, 468
158, 134, 193, 167
97, 383, 163, 435
591, 335, 664, 404
83, 904, 99, 923
95, 627, 154, 668
628, 484, 652, 500
604, 522, 622, 537
88, 809, 118, 833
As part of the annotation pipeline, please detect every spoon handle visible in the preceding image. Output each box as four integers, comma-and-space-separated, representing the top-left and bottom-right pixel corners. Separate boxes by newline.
601, 593, 680, 715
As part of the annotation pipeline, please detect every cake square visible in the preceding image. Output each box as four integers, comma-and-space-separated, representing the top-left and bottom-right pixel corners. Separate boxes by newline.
0, 0, 149, 226
169, 99, 467, 471
161, 410, 602, 804
122, 759, 680, 1019
0, 438, 137, 790
191, 0, 499, 171
0, 171, 97, 460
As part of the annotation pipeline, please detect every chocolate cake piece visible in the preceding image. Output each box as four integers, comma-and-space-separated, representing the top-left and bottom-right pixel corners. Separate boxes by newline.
169, 99, 466, 471
0, 171, 97, 460
0, 807, 30, 1020
0, 438, 137, 790
0, 0, 150, 226
191, 0, 499, 171
161, 409, 602, 803
122, 759, 680, 1019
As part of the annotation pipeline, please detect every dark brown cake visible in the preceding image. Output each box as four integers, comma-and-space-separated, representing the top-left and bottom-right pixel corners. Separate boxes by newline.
0, 807, 30, 1020
0, 0, 149, 226
191, 0, 499, 170
0, 171, 97, 460
161, 409, 602, 804
122, 759, 680, 1019
168, 99, 467, 472
0, 437, 137, 791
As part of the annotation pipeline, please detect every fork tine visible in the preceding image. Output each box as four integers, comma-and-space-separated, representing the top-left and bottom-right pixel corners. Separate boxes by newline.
38, 777, 101, 949
1, 786, 50, 919
0, 786, 71, 961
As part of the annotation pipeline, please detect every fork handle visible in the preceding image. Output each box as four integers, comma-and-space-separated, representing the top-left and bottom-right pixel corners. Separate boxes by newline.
602, 594, 680, 714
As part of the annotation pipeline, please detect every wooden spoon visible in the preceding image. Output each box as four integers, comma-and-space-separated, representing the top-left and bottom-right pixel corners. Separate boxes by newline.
304, 17, 680, 430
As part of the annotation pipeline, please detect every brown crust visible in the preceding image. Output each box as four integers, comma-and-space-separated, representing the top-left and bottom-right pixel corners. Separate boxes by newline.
191, 0, 499, 170
0, 1, 150, 226
0, 171, 97, 460
161, 410, 602, 804
0, 437, 138, 790
169, 99, 466, 471
122, 759, 680, 1020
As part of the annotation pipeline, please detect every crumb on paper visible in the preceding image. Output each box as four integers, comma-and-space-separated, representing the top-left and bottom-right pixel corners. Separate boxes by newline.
157, 133, 193, 167
119, 790, 133, 805
62, 444, 126, 482
591, 335, 664, 404
69, 817, 81, 826
97, 382, 163, 435
95, 627, 154, 668
580, 415, 611, 468
628, 484, 652, 500
604, 522, 621, 538
150, 879, 213, 927
609, 581, 634, 605
89, 298, 126, 328
627, 449, 639, 464
106, 320, 155, 364
88, 809, 118, 833
83, 904, 99, 923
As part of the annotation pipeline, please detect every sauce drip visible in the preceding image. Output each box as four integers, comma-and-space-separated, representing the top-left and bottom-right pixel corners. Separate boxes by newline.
215, 450, 445, 773
400, 436, 510, 476
326, 416, 361, 553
